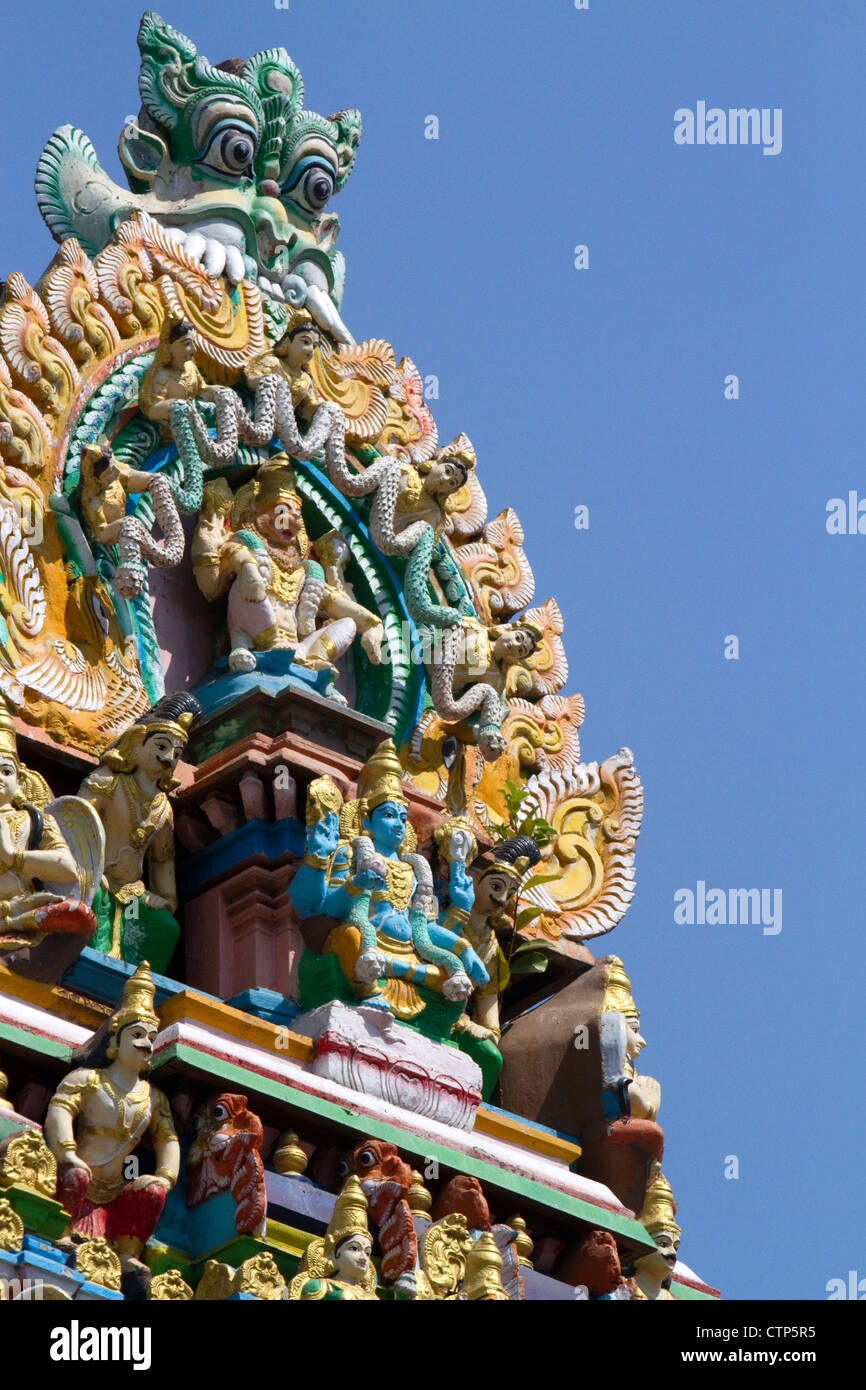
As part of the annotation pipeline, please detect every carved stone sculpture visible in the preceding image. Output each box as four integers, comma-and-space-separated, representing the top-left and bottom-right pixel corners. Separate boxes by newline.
79, 693, 200, 972
44, 961, 179, 1273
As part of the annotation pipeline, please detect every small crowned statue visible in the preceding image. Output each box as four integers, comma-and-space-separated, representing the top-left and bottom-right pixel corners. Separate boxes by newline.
243, 306, 322, 419
79, 693, 201, 974
44, 961, 179, 1272
0, 703, 104, 958
138, 312, 218, 433
630, 1165, 682, 1301
449, 835, 542, 1046
290, 739, 489, 1032
288, 1173, 378, 1301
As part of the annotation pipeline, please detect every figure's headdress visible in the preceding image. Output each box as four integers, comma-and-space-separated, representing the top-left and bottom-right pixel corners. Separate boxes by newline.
473, 835, 541, 885
137, 691, 201, 740
354, 739, 408, 815
100, 692, 201, 787
0, 703, 52, 808
417, 433, 476, 480
639, 1166, 682, 1242
324, 1174, 371, 1257
601, 955, 639, 1021
278, 306, 317, 342
108, 961, 160, 1053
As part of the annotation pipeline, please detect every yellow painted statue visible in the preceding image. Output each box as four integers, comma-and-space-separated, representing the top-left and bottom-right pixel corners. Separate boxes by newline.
79, 693, 200, 974
138, 312, 219, 434
44, 961, 179, 1274
0, 704, 103, 959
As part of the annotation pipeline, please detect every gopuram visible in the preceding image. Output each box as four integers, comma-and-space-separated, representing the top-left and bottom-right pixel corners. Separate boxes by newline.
0, 11, 718, 1304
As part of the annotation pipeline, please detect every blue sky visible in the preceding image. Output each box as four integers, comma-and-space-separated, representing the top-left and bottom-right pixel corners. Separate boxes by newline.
2, 0, 863, 1299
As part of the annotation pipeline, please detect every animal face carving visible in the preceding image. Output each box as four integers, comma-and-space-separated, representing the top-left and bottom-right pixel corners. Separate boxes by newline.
186, 1092, 265, 1234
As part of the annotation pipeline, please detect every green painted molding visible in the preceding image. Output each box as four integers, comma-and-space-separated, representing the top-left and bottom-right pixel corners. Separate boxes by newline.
156, 1041, 656, 1253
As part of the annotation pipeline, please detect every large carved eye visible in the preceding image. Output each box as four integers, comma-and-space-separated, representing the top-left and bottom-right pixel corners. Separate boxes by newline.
293, 165, 335, 211
213, 1104, 228, 1121
198, 124, 256, 179
357, 1148, 376, 1168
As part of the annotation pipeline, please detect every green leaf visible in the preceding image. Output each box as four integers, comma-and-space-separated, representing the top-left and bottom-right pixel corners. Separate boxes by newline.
508, 952, 550, 976
514, 905, 545, 930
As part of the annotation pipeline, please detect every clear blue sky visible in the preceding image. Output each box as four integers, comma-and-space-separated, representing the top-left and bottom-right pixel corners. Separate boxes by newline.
2, 0, 863, 1300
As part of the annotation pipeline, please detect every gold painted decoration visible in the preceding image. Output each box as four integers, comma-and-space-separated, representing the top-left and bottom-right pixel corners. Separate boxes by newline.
0, 1130, 58, 1198
310, 339, 393, 443
148, 1269, 194, 1300
517, 750, 644, 941
455, 508, 535, 622
93, 217, 163, 336
459, 1232, 509, 1300
194, 1259, 235, 1301
0, 356, 51, 475
510, 1216, 534, 1268
40, 239, 121, 368
74, 1237, 123, 1291
0, 273, 81, 423
420, 1213, 475, 1300
0, 1195, 24, 1251
272, 1131, 308, 1176
519, 598, 568, 697
233, 1252, 287, 1300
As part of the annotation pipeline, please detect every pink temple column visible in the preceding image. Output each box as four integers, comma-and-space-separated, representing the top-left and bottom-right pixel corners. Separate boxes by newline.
183, 862, 304, 998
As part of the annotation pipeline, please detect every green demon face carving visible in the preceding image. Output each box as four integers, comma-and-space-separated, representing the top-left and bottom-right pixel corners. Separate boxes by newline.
35, 11, 361, 341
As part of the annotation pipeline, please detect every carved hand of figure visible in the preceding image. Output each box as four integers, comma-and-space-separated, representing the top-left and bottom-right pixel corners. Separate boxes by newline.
306, 812, 341, 859
130, 1172, 172, 1193
0, 817, 16, 869
458, 944, 489, 987
355, 948, 387, 983
352, 856, 388, 892
442, 970, 473, 1001
393, 1271, 418, 1299
62, 1153, 92, 1177
237, 558, 268, 604
143, 892, 172, 912
447, 860, 475, 914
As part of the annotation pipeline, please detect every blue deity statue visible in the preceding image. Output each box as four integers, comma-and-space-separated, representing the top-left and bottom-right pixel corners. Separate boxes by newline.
290, 740, 489, 1040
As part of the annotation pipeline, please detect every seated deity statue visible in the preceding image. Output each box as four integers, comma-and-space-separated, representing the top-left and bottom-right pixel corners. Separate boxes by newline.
0, 703, 103, 960
138, 313, 219, 434
192, 457, 383, 691
289, 739, 489, 1036
243, 307, 322, 419
288, 1174, 378, 1301
44, 961, 179, 1274
629, 1164, 681, 1301
78, 693, 201, 974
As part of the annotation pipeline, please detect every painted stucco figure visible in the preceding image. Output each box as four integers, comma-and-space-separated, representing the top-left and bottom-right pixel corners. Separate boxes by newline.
290, 741, 489, 1032
79, 693, 200, 973
0, 704, 103, 960
36, 11, 361, 343
288, 1172, 377, 1300
44, 961, 179, 1274
630, 1165, 682, 1301
192, 455, 383, 690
